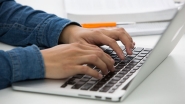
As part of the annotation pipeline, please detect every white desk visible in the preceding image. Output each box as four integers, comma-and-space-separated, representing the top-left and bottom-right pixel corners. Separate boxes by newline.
1, 35, 185, 104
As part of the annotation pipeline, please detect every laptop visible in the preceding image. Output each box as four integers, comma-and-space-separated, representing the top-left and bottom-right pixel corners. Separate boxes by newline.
12, 4, 185, 102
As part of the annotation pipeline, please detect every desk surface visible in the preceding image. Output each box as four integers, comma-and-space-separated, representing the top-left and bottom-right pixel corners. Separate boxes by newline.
1, 35, 185, 104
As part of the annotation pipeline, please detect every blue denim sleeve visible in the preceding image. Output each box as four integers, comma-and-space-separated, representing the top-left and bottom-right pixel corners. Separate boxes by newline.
0, 0, 80, 48
0, 45, 45, 89
0, 0, 80, 89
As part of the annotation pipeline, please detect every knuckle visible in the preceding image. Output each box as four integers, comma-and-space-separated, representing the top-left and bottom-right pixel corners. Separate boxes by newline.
102, 65, 107, 70
94, 46, 103, 52
117, 28, 127, 35
71, 47, 80, 52
92, 29, 102, 35
108, 39, 116, 44
117, 27, 125, 31
73, 42, 82, 47
81, 66, 89, 73
95, 51, 103, 57
91, 44, 99, 49
89, 54, 99, 62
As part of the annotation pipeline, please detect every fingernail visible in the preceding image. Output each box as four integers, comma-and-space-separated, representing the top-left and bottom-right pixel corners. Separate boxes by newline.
112, 66, 115, 71
98, 74, 103, 79
111, 59, 115, 63
130, 49, 133, 54
121, 53, 125, 59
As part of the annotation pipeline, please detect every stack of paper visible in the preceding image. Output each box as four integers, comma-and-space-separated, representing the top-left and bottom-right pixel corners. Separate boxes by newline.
63, 0, 178, 36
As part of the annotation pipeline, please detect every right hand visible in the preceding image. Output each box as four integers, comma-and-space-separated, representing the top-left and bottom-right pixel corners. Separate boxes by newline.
41, 43, 115, 79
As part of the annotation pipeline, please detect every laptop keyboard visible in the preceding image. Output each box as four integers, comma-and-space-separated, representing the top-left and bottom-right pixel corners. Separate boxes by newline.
61, 46, 152, 93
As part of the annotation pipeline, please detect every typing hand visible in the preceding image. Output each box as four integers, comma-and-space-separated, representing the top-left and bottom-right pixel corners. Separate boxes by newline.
59, 25, 135, 60
41, 43, 114, 79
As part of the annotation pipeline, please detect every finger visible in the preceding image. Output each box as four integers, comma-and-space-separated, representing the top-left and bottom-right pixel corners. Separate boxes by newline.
73, 42, 103, 52
76, 53, 113, 75
75, 65, 103, 79
100, 34, 125, 59
91, 29, 125, 59
84, 45, 115, 71
105, 53, 115, 72
115, 28, 134, 55
100, 28, 135, 55
88, 50, 115, 72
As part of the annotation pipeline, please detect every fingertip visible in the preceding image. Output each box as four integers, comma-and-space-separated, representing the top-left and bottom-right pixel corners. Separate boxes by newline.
119, 53, 125, 60
111, 66, 115, 72
98, 73, 103, 79
126, 49, 131, 55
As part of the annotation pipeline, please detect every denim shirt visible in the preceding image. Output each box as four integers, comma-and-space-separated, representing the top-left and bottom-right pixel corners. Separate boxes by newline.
0, 0, 79, 89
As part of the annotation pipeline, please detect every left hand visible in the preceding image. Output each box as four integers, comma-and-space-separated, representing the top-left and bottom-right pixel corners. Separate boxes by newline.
59, 25, 135, 60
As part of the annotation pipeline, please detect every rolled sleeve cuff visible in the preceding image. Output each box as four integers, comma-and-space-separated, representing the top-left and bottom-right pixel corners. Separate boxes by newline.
37, 16, 80, 48
7, 45, 45, 82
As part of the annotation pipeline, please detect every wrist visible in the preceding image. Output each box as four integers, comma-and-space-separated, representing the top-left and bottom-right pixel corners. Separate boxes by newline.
59, 24, 81, 44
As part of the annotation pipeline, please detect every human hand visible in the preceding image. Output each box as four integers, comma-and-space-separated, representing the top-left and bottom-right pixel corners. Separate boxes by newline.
59, 25, 135, 60
41, 43, 114, 79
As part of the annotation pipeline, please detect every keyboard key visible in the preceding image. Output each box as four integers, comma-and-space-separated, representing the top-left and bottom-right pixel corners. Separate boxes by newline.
81, 83, 93, 90
119, 79, 126, 83
120, 46, 125, 50
133, 47, 143, 52
143, 58, 147, 61
87, 64, 95, 68
136, 63, 143, 67
65, 46, 151, 93
132, 52, 139, 55
109, 90, 115, 93
133, 67, 140, 70
119, 61, 127, 66
131, 59, 141, 63
83, 75, 92, 79
90, 87, 100, 91
108, 80, 118, 84
112, 86, 119, 90
122, 67, 131, 71
67, 78, 78, 85
143, 48, 152, 52
125, 64, 135, 69
112, 77, 121, 81
140, 51, 149, 54
94, 67, 100, 72
73, 74, 84, 79
135, 56, 143, 60
127, 55, 136, 59
127, 73, 133, 76
130, 70, 136, 73
72, 81, 86, 89
105, 83, 114, 87
80, 78, 90, 82
116, 83, 122, 87
88, 80, 98, 84
61, 83, 67, 88
139, 60, 145, 64
100, 86, 111, 92
119, 71, 127, 75
110, 54, 117, 59
138, 54, 146, 57
115, 73, 125, 78
104, 49, 113, 54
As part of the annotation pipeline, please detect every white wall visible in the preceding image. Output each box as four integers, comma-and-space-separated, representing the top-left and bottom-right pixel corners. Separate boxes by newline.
15, 0, 184, 19
15, 0, 66, 17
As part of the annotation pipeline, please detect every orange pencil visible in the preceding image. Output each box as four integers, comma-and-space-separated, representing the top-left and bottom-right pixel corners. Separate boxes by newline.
81, 22, 116, 28
81, 22, 135, 28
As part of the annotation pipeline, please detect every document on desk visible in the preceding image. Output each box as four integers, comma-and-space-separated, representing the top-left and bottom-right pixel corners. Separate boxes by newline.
63, 0, 177, 36
64, 0, 178, 23
118, 22, 170, 36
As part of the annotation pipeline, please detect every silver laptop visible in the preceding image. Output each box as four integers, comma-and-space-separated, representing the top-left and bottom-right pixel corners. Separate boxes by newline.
12, 4, 185, 102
